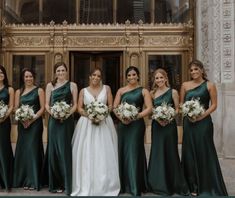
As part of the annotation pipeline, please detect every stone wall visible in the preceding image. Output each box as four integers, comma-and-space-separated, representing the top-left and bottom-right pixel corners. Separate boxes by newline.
196, 0, 235, 158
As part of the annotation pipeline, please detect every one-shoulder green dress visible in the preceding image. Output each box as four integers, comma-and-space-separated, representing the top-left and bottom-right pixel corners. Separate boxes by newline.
181, 81, 228, 196
117, 87, 147, 196
0, 87, 14, 190
47, 81, 74, 195
13, 87, 44, 190
147, 89, 189, 195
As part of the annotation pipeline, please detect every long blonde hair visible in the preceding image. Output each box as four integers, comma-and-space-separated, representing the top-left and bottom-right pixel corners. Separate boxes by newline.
151, 68, 170, 95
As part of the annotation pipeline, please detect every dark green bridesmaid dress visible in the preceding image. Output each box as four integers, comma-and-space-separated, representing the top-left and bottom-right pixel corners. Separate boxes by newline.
117, 87, 147, 196
181, 81, 228, 196
47, 81, 74, 195
0, 87, 13, 190
147, 89, 189, 195
13, 87, 44, 190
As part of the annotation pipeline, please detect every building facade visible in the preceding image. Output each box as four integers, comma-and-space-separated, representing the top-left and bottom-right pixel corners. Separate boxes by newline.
0, 0, 234, 158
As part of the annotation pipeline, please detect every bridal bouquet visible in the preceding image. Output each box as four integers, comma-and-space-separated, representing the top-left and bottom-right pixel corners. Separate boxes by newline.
181, 98, 205, 120
15, 104, 36, 121
114, 102, 139, 121
0, 100, 8, 119
85, 100, 109, 125
50, 101, 71, 121
152, 102, 176, 123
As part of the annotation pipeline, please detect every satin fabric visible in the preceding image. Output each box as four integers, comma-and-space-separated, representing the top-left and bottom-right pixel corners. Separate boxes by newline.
13, 87, 44, 190
0, 87, 14, 190
181, 81, 228, 196
117, 87, 148, 196
71, 86, 120, 196
47, 81, 74, 195
147, 89, 189, 195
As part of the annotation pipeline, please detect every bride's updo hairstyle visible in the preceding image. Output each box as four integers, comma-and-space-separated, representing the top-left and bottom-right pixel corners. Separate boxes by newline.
89, 67, 103, 86
125, 66, 140, 82
188, 60, 208, 81
89, 67, 103, 79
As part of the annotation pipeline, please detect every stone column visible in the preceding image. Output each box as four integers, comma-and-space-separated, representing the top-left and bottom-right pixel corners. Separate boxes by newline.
196, 0, 235, 158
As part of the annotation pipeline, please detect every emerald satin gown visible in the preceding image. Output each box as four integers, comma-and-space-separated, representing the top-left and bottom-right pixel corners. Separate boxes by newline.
117, 87, 148, 196
181, 81, 228, 196
147, 89, 189, 195
0, 87, 13, 190
47, 81, 74, 195
13, 87, 44, 190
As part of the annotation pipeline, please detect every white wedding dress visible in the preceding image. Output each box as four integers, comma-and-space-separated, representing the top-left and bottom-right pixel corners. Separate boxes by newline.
71, 85, 120, 196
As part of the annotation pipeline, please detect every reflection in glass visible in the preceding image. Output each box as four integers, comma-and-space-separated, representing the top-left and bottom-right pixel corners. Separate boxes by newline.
148, 55, 181, 91
117, 0, 151, 24
80, 0, 113, 24
43, 0, 75, 23
4, 0, 191, 24
155, 0, 190, 23
13, 55, 45, 90
4, 0, 39, 24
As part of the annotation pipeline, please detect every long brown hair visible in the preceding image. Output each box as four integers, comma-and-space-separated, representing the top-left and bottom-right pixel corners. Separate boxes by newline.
51, 62, 68, 86
0, 65, 9, 88
20, 68, 36, 95
151, 68, 170, 95
188, 60, 208, 80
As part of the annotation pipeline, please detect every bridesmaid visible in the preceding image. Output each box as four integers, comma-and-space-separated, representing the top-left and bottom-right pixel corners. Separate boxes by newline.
13, 68, 45, 190
0, 65, 14, 191
180, 60, 228, 196
113, 66, 152, 196
147, 68, 188, 195
45, 62, 77, 195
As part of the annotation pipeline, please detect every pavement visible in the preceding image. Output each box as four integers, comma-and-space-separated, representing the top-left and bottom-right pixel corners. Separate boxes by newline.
0, 144, 234, 196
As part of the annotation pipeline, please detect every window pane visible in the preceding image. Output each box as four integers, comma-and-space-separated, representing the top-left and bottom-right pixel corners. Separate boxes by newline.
117, 0, 151, 24
155, 0, 190, 23
13, 55, 45, 90
148, 55, 182, 91
80, 0, 113, 24
4, 0, 39, 24
43, 0, 76, 24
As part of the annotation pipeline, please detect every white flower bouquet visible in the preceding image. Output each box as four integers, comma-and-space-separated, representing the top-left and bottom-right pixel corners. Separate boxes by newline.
15, 104, 36, 122
0, 100, 8, 119
85, 100, 109, 125
152, 102, 176, 123
114, 102, 139, 121
50, 101, 71, 121
181, 98, 205, 120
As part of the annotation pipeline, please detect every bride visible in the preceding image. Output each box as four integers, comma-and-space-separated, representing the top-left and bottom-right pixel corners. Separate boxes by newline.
71, 68, 120, 196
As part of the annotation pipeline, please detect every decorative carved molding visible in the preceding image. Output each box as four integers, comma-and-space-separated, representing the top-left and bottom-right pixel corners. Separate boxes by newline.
4, 36, 50, 47
221, 0, 234, 83
2, 23, 193, 51
145, 36, 189, 47
212, 0, 222, 83
199, 0, 210, 74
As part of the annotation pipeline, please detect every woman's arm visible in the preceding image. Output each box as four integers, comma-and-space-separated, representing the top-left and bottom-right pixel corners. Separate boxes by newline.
172, 89, 179, 114
69, 82, 78, 115
0, 87, 14, 123
137, 88, 152, 119
35, 88, 45, 119
45, 83, 52, 115
196, 82, 217, 121
179, 82, 186, 105
14, 89, 20, 112
77, 89, 87, 117
106, 85, 113, 112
